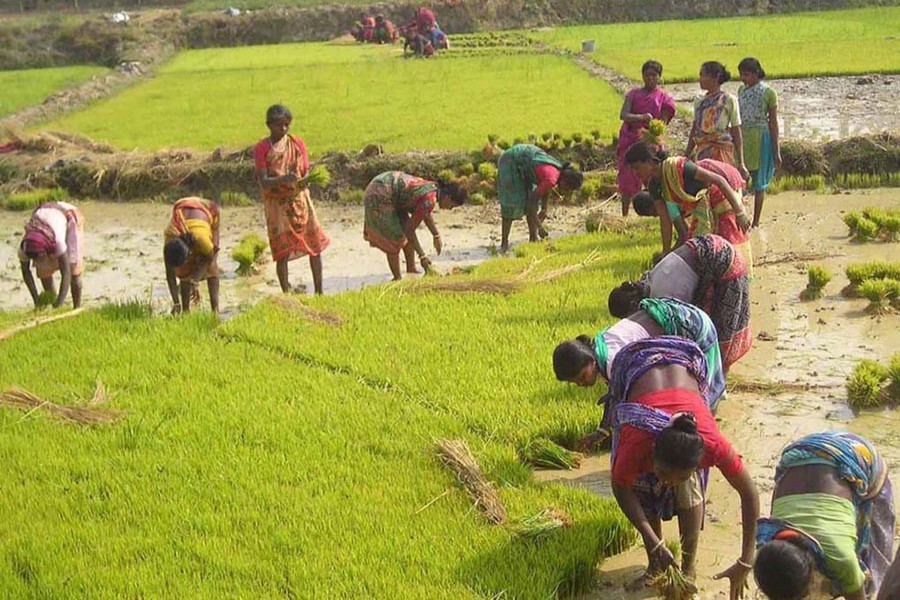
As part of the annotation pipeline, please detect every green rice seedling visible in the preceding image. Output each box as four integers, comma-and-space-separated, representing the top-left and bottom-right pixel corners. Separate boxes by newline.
437, 168, 456, 182
520, 438, 583, 470
651, 565, 698, 600
800, 265, 831, 300
513, 137, 525, 145
859, 279, 898, 314
572, 133, 584, 143
458, 163, 475, 176
218, 191, 254, 207
854, 218, 879, 242
34, 290, 57, 309
1, 187, 69, 211
301, 165, 331, 189
337, 189, 365, 205
231, 233, 268, 276
845, 262, 900, 285
497, 140, 511, 150
843, 211, 861, 236
886, 354, 900, 403
585, 214, 600, 233
880, 217, 900, 242
641, 119, 667, 146
477, 162, 498, 181
541, 132, 553, 142
487, 133, 499, 144
468, 192, 486, 206
846, 359, 890, 409
510, 507, 571, 540
578, 178, 601, 202
0, 65, 108, 118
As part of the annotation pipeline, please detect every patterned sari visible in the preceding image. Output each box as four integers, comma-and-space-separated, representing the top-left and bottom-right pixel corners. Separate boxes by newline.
164, 197, 220, 282
616, 87, 677, 197
692, 90, 737, 164
757, 432, 894, 595
363, 171, 437, 254
497, 144, 562, 220
255, 134, 330, 262
685, 235, 751, 369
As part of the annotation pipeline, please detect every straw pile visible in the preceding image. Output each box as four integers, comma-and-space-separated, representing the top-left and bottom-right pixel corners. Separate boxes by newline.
756, 251, 839, 266
510, 507, 571, 540
412, 279, 521, 295
270, 296, 343, 326
0, 383, 123, 425
436, 439, 507, 525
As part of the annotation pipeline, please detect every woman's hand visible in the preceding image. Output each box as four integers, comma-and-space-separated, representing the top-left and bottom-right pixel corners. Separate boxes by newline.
738, 164, 750, 181
279, 173, 298, 185
433, 234, 442, 255
775, 151, 783, 169
650, 539, 678, 572
575, 428, 609, 453
171, 303, 182, 316
420, 256, 432, 271
713, 560, 752, 600
736, 210, 751, 233
642, 113, 654, 123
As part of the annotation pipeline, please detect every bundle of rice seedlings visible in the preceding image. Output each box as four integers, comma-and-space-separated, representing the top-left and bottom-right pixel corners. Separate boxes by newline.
843, 211, 861, 236
800, 265, 832, 300
269, 295, 343, 325
299, 165, 331, 189
886, 354, 900, 403
853, 217, 879, 242
846, 360, 890, 409
641, 119, 667, 146
859, 279, 899, 314
35, 290, 57, 309
510, 507, 572, 540
436, 439, 507, 524
231, 233, 268, 276
0, 385, 123, 425
651, 565, 698, 600
520, 438, 583, 470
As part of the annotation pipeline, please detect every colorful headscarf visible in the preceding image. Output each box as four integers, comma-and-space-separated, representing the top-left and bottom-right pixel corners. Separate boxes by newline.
22, 216, 56, 257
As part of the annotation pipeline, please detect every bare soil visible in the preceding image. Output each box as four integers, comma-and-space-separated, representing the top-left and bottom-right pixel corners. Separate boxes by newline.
534, 188, 900, 599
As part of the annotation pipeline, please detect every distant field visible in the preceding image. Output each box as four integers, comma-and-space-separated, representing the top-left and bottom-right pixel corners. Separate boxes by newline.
0, 65, 107, 117
535, 6, 900, 81
42, 42, 622, 153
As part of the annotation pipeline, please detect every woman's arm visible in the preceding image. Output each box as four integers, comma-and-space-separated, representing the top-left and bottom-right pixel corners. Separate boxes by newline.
423, 213, 441, 255
165, 264, 181, 314
731, 126, 748, 179
768, 105, 781, 168
612, 482, 677, 568
255, 167, 295, 189
403, 213, 427, 260
55, 258, 71, 308
654, 199, 674, 254
620, 94, 652, 124
20, 259, 39, 306
713, 467, 759, 600
693, 167, 750, 232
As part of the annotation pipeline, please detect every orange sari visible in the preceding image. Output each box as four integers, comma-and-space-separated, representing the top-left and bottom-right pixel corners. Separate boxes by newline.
255, 134, 330, 262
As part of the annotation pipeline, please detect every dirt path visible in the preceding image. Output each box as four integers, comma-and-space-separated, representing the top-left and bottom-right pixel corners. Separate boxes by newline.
535, 189, 900, 599
0, 201, 595, 314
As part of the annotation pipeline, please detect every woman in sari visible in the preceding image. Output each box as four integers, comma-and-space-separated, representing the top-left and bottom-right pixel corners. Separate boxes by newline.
254, 104, 330, 295
738, 58, 781, 228
163, 197, 220, 315
625, 142, 752, 267
617, 60, 677, 216
18, 201, 84, 309
597, 337, 759, 598
685, 61, 747, 176
608, 234, 752, 370
755, 431, 894, 600
497, 143, 583, 253
363, 171, 467, 280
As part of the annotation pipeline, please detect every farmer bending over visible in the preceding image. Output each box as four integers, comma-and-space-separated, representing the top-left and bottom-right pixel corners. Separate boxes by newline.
18, 201, 85, 309
164, 197, 220, 314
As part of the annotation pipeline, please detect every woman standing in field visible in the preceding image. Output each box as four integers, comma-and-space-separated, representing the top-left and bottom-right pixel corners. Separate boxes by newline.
163, 196, 220, 315
254, 104, 330, 295
497, 143, 583, 253
363, 171, 467, 280
18, 201, 84, 309
685, 61, 748, 177
616, 60, 677, 216
755, 431, 894, 600
607, 234, 752, 370
737, 58, 781, 228
597, 337, 759, 599
625, 142, 751, 266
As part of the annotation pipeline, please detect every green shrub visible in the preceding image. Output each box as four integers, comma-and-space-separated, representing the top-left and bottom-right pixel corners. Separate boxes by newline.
477, 162, 498, 181
231, 233, 268, 276
846, 359, 890, 409
1, 187, 69, 211
800, 266, 831, 300
218, 191, 254, 207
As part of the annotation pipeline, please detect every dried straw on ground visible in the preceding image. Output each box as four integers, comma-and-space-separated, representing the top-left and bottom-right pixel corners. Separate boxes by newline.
269, 296, 343, 325
0, 384, 124, 425
756, 251, 841, 266
436, 439, 507, 525
411, 279, 522, 295
728, 378, 828, 394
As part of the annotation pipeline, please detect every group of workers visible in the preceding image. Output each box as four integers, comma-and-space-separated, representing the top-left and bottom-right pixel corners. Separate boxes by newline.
350, 6, 449, 57
13, 48, 897, 600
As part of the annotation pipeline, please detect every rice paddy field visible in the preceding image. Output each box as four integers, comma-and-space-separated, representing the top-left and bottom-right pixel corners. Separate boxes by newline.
41, 42, 623, 153
0, 231, 654, 597
0, 65, 107, 118
535, 6, 900, 81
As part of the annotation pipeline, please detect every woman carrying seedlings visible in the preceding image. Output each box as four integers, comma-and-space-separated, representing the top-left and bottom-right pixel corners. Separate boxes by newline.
685, 61, 747, 175
254, 104, 330, 295
497, 143, 584, 253
617, 60, 677, 217
163, 197, 220, 314
18, 201, 84, 309
363, 171, 467, 280
755, 431, 894, 600
607, 234, 751, 370
604, 337, 759, 598
625, 142, 752, 267
737, 58, 780, 228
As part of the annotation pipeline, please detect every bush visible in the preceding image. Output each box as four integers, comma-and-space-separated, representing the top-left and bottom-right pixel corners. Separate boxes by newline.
800, 265, 831, 300
1, 187, 69, 211
846, 359, 890, 409
218, 191, 254, 207
231, 233, 268, 276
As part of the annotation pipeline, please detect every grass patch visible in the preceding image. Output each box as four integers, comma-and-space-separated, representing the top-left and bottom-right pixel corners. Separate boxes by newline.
535, 7, 900, 81
0, 186, 68, 211
0, 65, 107, 118
0, 231, 651, 596
43, 43, 622, 153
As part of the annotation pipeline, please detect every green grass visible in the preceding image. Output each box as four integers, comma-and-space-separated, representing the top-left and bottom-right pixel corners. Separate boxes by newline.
0, 230, 653, 597
0, 65, 107, 118
0, 186, 69, 211
42, 42, 622, 153
534, 6, 900, 81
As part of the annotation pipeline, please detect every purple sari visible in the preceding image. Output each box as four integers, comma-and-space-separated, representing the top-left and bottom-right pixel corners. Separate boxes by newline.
616, 87, 677, 197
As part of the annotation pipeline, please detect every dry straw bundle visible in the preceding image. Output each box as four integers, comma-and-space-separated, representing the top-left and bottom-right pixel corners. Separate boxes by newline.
436, 439, 507, 525
650, 565, 698, 600
0, 383, 124, 425
510, 507, 572, 540
270, 296, 343, 326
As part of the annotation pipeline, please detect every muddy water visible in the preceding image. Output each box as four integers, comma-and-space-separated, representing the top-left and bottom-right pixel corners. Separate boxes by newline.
667, 74, 900, 141
0, 201, 593, 313
536, 189, 900, 599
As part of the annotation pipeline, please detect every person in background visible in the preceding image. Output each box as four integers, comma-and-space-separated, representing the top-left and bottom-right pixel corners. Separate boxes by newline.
254, 104, 330, 295
163, 197, 220, 315
737, 57, 781, 228
755, 431, 894, 600
373, 15, 398, 44
685, 61, 747, 178
616, 60, 677, 216
18, 201, 84, 309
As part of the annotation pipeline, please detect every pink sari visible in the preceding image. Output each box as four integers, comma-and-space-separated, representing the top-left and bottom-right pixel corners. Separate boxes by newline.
616, 87, 677, 197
